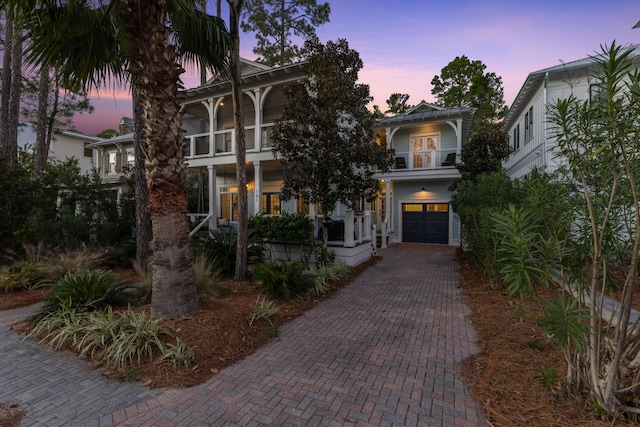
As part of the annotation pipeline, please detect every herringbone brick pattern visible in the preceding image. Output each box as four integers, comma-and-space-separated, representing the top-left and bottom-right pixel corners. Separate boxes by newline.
110, 244, 484, 426
0, 244, 484, 426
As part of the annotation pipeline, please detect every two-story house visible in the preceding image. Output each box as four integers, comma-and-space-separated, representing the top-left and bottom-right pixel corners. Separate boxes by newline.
16, 122, 100, 174
504, 44, 640, 179
88, 59, 475, 264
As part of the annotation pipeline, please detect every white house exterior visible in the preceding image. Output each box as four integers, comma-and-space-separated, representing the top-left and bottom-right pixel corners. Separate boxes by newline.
16, 122, 100, 174
87, 59, 475, 264
373, 103, 474, 246
504, 45, 640, 179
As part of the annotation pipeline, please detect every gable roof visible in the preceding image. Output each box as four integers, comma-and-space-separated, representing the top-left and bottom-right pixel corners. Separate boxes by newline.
505, 44, 640, 127
375, 103, 474, 127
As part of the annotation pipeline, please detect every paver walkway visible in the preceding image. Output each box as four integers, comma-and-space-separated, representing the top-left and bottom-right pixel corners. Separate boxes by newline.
1, 244, 484, 426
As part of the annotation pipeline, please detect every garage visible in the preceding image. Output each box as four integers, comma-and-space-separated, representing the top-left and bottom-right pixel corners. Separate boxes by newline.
402, 203, 449, 244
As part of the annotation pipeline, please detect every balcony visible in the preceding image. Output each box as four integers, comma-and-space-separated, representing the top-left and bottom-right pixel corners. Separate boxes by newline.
184, 123, 276, 159
393, 148, 457, 170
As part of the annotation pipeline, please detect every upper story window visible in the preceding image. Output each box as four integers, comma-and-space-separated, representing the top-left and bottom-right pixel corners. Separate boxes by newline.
127, 152, 135, 167
411, 134, 439, 168
589, 83, 605, 104
513, 124, 520, 152
524, 107, 533, 141
108, 152, 117, 174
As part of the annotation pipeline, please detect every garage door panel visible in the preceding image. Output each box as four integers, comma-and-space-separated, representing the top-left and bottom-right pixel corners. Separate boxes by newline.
402, 204, 449, 244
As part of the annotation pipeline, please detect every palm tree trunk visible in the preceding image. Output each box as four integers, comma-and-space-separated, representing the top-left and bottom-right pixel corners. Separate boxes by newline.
0, 10, 14, 169
5, 18, 22, 173
123, 0, 198, 317
229, 0, 248, 281
132, 84, 152, 270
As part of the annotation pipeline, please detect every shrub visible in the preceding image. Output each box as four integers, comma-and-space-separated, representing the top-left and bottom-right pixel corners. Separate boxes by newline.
193, 253, 220, 296
248, 294, 279, 327
30, 305, 193, 370
249, 260, 320, 301
39, 270, 133, 316
194, 227, 265, 277
311, 262, 349, 295
249, 212, 313, 242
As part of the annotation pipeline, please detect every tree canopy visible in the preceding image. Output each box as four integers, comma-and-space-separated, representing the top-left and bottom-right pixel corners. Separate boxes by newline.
373, 92, 413, 118
272, 36, 394, 216
241, 0, 330, 66
431, 56, 507, 121
455, 121, 511, 186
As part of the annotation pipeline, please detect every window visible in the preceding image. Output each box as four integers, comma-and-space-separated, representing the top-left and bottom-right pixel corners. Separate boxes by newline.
108, 152, 117, 173
524, 107, 533, 141
220, 187, 238, 221
513, 125, 520, 151
411, 134, 439, 168
402, 204, 423, 212
262, 193, 281, 215
297, 194, 309, 215
590, 84, 604, 103
83, 145, 93, 158
127, 152, 135, 167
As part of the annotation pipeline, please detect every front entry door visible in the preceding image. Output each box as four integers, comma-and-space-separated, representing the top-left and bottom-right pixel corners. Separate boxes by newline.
402, 203, 449, 244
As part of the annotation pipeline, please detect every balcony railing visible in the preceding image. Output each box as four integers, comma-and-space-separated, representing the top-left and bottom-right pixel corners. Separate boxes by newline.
394, 148, 457, 170
321, 211, 373, 247
184, 123, 276, 159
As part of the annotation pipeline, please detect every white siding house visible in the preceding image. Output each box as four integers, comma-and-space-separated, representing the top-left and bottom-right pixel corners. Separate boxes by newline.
16, 122, 100, 174
87, 60, 475, 265
504, 45, 640, 179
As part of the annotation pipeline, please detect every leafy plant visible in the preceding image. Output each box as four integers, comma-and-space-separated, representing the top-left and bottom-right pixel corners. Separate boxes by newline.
193, 253, 221, 296
195, 227, 265, 277
39, 270, 133, 316
534, 365, 558, 389
248, 294, 279, 327
249, 260, 320, 301
311, 262, 349, 295
30, 305, 193, 370
540, 295, 590, 353
492, 205, 557, 297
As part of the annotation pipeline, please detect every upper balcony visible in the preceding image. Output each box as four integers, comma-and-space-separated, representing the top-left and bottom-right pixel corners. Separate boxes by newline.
184, 123, 276, 159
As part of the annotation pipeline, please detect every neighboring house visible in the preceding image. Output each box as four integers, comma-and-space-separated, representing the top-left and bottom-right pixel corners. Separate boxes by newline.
373, 102, 474, 246
503, 45, 640, 179
16, 122, 100, 174
88, 59, 475, 264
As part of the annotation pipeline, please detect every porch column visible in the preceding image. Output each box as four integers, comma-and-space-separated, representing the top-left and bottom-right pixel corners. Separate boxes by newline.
344, 210, 355, 248
208, 165, 217, 231
253, 161, 262, 215
384, 180, 391, 247
254, 89, 261, 151
456, 118, 462, 159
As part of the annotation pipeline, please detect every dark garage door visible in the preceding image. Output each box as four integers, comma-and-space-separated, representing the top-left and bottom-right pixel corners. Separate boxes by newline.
402, 203, 449, 244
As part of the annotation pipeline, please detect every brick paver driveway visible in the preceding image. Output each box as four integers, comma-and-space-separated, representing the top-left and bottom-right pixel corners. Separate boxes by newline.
2, 244, 484, 426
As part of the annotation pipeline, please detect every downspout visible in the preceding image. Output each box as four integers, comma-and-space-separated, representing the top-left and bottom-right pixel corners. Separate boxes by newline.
543, 72, 549, 170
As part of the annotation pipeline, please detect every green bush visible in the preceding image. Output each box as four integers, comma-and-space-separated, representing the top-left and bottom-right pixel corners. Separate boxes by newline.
194, 227, 265, 277
249, 212, 313, 242
30, 305, 193, 370
193, 252, 220, 296
39, 269, 133, 316
249, 260, 320, 301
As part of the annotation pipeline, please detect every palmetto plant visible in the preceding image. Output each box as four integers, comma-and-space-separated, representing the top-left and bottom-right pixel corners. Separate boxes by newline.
195, 228, 265, 278
2, 0, 230, 317
39, 269, 133, 316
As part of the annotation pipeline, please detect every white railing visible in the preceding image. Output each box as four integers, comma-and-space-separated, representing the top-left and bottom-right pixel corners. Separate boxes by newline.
184, 123, 277, 159
187, 213, 213, 237
394, 148, 457, 170
324, 211, 373, 247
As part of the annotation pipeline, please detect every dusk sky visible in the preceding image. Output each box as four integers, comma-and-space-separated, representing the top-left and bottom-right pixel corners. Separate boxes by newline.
77, 0, 639, 135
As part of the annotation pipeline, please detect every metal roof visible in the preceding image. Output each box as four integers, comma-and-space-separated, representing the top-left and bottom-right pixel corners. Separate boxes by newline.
504, 44, 640, 127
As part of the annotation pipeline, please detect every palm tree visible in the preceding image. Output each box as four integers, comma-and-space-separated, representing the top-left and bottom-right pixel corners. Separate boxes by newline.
5, 0, 230, 317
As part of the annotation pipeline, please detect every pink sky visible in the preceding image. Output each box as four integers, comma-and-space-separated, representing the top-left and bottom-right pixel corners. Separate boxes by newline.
73, 0, 639, 135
